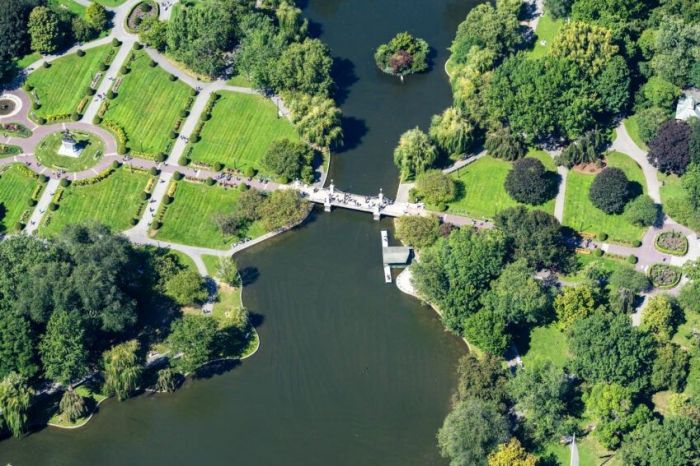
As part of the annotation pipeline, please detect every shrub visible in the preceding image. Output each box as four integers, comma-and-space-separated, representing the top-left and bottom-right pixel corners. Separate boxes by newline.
632, 240, 642, 247
59, 178, 70, 187
107, 90, 115, 99
37, 117, 46, 125
180, 109, 188, 118
169, 74, 177, 81
111, 160, 120, 169
99, 62, 109, 72
152, 221, 162, 230
149, 167, 158, 176
41, 175, 49, 183
134, 42, 143, 50
140, 191, 150, 200
589, 167, 630, 214
71, 112, 80, 121
173, 171, 183, 181
120, 65, 130, 75
190, 88, 198, 96
86, 87, 96, 96
155, 153, 167, 163
49, 202, 59, 211
112, 38, 121, 47
414, 170, 456, 206
190, 134, 200, 143
202, 113, 211, 121
648, 120, 691, 175
27, 198, 37, 207
42, 61, 50, 69
244, 167, 256, 178
593, 248, 604, 257
504, 157, 555, 205
14, 222, 24, 231
130, 217, 139, 226
32, 102, 40, 110
23, 83, 34, 91
214, 162, 224, 171
149, 59, 157, 67
77, 49, 85, 57
163, 195, 173, 204
178, 156, 190, 166
169, 130, 178, 139
597, 232, 608, 241
628, 255, 638, 264
624, 195, 658, 227
206, 177, 215, 186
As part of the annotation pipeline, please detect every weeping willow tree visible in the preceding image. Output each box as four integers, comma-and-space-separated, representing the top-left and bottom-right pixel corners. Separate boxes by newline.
102, 340, 143, 401
155, 368, 178, 393
0, 372, 32, 437
59, 388, 88, 423
556, 128, 610, 168
429, 107, 477, 159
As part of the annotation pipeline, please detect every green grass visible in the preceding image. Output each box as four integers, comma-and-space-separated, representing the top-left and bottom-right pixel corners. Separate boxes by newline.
17, 52, 41, 69
226, 73, 252, 87
660, 172, 684, 206
47, 0, 86, 17
95, 0, 127, 6
0, 165, 43, 234
27, 45, 111, 120
35, 131, 104, 172
543, 436, 619, 466
445, 154, 556, 219
170, 250, 198, 274
42, 168, 151, 235
103, 51, 192, 157
202, 254, 221, 277
563, 153, 647, 243
188, 91, 299, 172
156, 181, 267, 249
623, 115, 648, 151
212, 284, 242, 321
522, 324, 569, 370
47, 385, 107, 428
528, 13, 564, 59
562, 253, 631, 283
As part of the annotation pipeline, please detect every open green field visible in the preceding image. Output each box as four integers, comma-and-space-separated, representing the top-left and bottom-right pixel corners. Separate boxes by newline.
103, 51, 192, 157
42, 168, 151, 235
521, 324, 569, 370
156, 181, 266, 249
0, 165, 43, 234
189, 91, 299, 172
528, 13, 564, 59
445, 153, 556, 219
563, 152, 647, 243
623, 115, 649, 151
35, 131, 104, 172
27, 45, 111, 120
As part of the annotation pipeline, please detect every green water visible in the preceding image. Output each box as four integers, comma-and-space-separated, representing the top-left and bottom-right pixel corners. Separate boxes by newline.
0, 0, 476, 463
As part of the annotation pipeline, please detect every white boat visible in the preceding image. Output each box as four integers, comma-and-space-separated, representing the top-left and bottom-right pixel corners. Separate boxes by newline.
384, 265, 392, 283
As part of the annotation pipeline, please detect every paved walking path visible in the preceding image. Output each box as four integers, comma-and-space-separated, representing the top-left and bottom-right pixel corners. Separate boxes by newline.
25, 178, 59, 235
611, 124, 661, 203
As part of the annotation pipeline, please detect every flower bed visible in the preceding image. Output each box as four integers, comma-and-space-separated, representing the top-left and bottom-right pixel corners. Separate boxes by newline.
648, 263, 682, 289
126, 0, 159, 32
0, 122, 32, 138
654, 231, 688, 256
0, 144, 22, 156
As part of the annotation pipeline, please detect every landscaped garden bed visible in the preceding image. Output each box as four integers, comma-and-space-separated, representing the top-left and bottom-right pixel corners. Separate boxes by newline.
126, 0, 159, 32
654, 231, 688, 256
35, 131, 104, 172
0, 144, 22, 157
0, 122, 32, 138
648, 263, 682, 289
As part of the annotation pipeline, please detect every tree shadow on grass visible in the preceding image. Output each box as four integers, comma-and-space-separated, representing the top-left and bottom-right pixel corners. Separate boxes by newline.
628, 180, 643, 199
0, 203, 6, 235
545, 171, 563, 202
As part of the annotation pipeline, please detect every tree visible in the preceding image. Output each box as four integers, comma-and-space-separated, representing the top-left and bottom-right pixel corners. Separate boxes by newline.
488, 439, 536, 466
28, 6, 61, 54
168, 315, 220, 373
374, 32, 429, 79
0, 308, 37, 379
414, 170, 456, 208
394, 215, 440, 249
102, 340, 142, 401
569, 313, 655, 393
640, 294, 679, 341
690, 118, 700, 164
450, 2, 522, 63
275, 1, 308, 42
589, 167, 629, 214
679, 281, 700, 315
429, 107, 476, 158
608, 266, 650, 314
236, 188, 265, 222
0, 373, 32, 437
556, 128, 608, 168
624, 195, 658, 227
494, 207, 573, 272
641, 76, 680, 110
393, 128, 438, 181
258, 189, 309, 230
583, 381, 651, 449
85, 2, 107, 31
637, 107, 670, 143
274, 38, 333, 96
648, 120, 692, 175
651, 343, 689, 392
261, 139, 314, 183
552, 21, 618, 75
621, 417, 700, 466
139, 17, 168, 51
59, 388, 88, 423
39, 310, 88, 386
544, 0, 571, 19
411, 228, 507, 333
454, 353, 509, 408
504, 157, 555, 205
481, 259, 550, 326
285, 92, 343, 148
651, 17, 700, 87
437, 397, 510, 466
155, 368, 177, 393
462, 309, 509, 354
235, 14, 285, 91
595, 55, 631, 114
165, 269, 208, 306
484, 124, 526, 161
217, 256, 241, 287
71, 17, 95, 43
508, 361, 570, 443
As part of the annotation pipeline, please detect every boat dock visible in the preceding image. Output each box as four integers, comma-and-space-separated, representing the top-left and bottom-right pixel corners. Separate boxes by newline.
381, 230, 412, 283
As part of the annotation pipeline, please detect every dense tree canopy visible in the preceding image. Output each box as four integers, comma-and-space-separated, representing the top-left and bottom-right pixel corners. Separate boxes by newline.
414, 170, 457, 208
648, 120, 692, 175
262, 139, 315, 183
620, 416, 700, 466
393, 128, 438, 181
374, 32, 429, 78
394, 215, 440, 249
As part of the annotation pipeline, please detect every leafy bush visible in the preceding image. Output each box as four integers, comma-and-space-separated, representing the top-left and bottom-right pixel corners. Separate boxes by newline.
637, 107, 670, 143
414, 170, 456, 208
589, 167, 630, 214
624, 195, 658, 227
504, 157, 555, 205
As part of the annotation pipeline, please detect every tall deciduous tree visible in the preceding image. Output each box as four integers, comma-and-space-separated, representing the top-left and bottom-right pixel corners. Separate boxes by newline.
393, 128, 438, 181
394, 215, 440, 249
552, 21, 618, 75
504, 157, 555, 205
168, 315, 220, 373
485, 124, 526, 161
28, 6, 61, 54
429, 107, 476, 159
0, 372, 32, 437
648, 120, 691, 175
39, 310, 88, 386
589, 167, 630, 214
621, 417, 700, 466
274, 38, 334, 96
487, 439, 537, 466
414, 170, 456, 208
285, 92, 343, 149
102, 340, 142, 401
450, 2, 522, 63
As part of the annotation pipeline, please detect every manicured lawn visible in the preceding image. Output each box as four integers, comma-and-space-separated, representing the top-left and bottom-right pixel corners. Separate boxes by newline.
42, 168, 151, 235
543, 436, 619, 466
188, 91, 299, 172
212, 284, 242, 321
226, 73, 252, 87
0, 165, 43, 234
17, 52, 41, 69
35, 131, 104, 172
606, 151, 647, 195
47, 0, 86, 17
156, 181, 266, 249
563, 153, 647, 243
202, 254, 220, 277
562, 253, 631, 283
95, 0, 127, 6
103, 51, 192, 157
623, 115, 648, 151
522, 324, 569, 370
446, 154, 556, 219
528, 13, 564, 59
27, 45, 111, 120
660, 172, 684, 206
170, 249, 198, 274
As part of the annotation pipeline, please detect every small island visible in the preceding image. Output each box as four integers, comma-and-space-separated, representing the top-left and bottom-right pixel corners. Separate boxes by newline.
374, 32, 429, 81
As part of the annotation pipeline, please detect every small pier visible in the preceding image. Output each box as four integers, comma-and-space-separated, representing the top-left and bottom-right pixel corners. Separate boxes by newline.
381, 230, 412, 284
